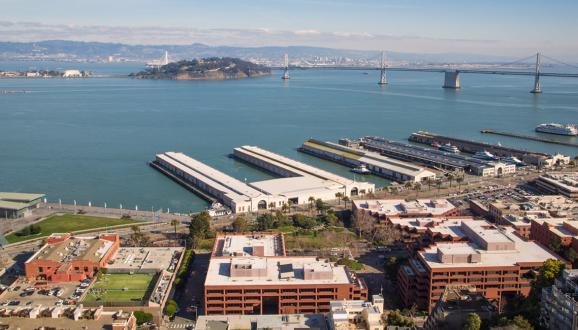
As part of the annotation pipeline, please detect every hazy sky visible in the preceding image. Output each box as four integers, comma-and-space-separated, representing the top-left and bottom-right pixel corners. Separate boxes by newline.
1, 0, 577, 58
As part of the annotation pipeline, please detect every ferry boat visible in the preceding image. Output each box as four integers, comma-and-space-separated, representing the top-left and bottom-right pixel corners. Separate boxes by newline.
431, 142, 441, 148
351, 164, 371, 175
473, 150, 498, 161
439, 143, 460, 153
207, 202, 232, 217
535, 123, 578, 136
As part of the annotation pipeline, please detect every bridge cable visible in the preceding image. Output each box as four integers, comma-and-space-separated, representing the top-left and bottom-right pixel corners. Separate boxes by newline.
541, 55, 578, 70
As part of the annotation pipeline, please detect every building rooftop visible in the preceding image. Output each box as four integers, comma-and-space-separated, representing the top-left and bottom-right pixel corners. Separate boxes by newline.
205, 256, 356, 286
212, 234, 285, 257
355, 199, 457, 218
0, 192, 45, 203
27, 234, 116, 264
419, 226, 558, 269
389, 217, 476, 238
107, 247, 183, 272
196, 314, 328, 330
250, 176, 343, 197
540, 173, 578, 193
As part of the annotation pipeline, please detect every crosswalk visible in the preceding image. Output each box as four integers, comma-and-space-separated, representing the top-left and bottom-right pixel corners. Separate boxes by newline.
166, 323, 195, 329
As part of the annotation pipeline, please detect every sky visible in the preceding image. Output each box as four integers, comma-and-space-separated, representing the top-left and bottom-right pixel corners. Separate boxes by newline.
1, 0, 577, 59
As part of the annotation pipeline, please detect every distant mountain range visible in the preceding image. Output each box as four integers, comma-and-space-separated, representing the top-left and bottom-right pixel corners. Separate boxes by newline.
0, 40, 516, 65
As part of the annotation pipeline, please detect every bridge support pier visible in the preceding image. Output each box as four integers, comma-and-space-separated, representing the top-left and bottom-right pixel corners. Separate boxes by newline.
530, 52, 541, 93
443, 70, 461, 89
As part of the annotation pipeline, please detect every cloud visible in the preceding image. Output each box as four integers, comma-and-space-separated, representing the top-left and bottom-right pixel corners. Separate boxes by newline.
0, 20, 571, 57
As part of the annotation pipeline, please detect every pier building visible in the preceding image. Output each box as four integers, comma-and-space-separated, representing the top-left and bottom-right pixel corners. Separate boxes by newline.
409, 131, 565, 167
361, 137, 515, 177
153, 148, 374, 214
299, 139, 436, 183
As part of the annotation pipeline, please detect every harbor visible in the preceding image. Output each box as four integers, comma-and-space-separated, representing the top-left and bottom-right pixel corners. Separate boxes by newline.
359, 137, 516, 177
408, 131, 569, 166
299, 139, 436, 183
481, 129, 578, 148
152, 147, 375, 214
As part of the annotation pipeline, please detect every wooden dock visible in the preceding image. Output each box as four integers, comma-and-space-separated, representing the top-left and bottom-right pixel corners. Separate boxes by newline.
481, 129, 578, 148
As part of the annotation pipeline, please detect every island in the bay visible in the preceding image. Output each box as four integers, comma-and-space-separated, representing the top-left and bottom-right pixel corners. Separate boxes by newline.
130, 57, 271, 80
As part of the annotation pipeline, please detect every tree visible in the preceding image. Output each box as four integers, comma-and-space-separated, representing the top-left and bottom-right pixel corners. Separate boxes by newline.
275, 211, 292, 227
268, 202, 276, 212
133, 311, 153, 325
335, 192, 343, 205
404, 181, 413, 192
372, 222, 401, 246
456, 175, 465, 189
512, 315, 533, 330
413, 182, 422, 198
256, 213, 276, 231
308, 196, 316, 214
447, 173, 455, 188
281, 202, 290, 214
464, 313, 482, 330
548, 237, 562, 254
342, 196, 350, 208
386, 310, 414, 327
426, 177, 434, 191
324, 213, 340, 226
170, 219, 180, 246
315, 198, 329, 215
293, 214, 318, 229
189, 211, 211, 248
232, 215, 249, 232
164, 299, 179, 317
436, 179, 443, 194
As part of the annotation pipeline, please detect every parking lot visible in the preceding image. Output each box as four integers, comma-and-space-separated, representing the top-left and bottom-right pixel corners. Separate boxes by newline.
0, 279, 92, 308
447, 183, 539, 209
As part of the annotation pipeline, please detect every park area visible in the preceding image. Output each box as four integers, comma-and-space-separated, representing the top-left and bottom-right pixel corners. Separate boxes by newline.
83, 273, 157, 303
5, 214, 142, 243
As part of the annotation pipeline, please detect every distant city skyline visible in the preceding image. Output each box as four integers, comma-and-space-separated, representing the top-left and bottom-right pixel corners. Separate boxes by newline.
2, 0, 577, 59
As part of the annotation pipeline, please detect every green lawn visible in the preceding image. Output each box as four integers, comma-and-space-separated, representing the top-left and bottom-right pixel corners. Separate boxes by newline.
5, 214, 142, 243
83, 273, 156, 302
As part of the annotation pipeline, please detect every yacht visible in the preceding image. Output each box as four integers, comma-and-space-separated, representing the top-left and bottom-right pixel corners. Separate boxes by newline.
535, 123, 578, 136
503, 156, 525, 166
439, 143, 460, 153
351, 164, 371, 175
473, 150, 497, 160
207, 202, 232, 217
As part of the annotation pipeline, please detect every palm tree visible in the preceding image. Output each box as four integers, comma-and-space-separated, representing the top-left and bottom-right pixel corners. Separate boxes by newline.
404, 181, 414, 194
170, 219, 180, 246
308, 196, 315, 214
335, 192, 343, 205
426, 177, 434, 191
447, 173, 455, 188
436, 179, 443, 195
413, 182, 422, 198
281, 202, 290, 214
268, 202, 276, 212
456, 175, 464, 190
342, 196, 350, 208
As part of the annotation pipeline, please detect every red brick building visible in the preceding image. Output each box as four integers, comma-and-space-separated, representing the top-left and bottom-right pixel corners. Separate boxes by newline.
204, 234, 367, 315
397, 221, 559, 312
25, 233, 120, 283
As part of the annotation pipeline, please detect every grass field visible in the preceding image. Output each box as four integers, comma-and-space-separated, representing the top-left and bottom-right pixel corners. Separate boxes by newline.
5, 214, 141, 243
83, 273, 156, 302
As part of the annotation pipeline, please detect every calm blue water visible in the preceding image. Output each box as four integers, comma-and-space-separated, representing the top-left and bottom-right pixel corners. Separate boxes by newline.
1, 61, 577, 212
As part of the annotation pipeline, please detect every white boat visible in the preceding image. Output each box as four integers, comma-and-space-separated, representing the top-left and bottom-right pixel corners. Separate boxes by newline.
503, 156, 525, 166
439, 143, 460, 153
351, 164, 371, 175
535, 123, 578, 136
207, 202, 232, 217
473, 150, 497, 160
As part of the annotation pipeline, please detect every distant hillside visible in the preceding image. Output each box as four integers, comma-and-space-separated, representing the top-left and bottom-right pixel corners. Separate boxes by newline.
0, 40, 515, 65
130, 57, 270, 80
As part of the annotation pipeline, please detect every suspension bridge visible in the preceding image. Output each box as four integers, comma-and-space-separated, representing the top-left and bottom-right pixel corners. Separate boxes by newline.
279, 52, 578, 93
